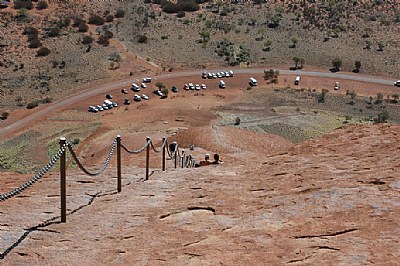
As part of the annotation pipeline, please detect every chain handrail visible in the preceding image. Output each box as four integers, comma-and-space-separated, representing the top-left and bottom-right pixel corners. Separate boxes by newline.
67, 138, 117, 176
120, 140, 149, 154
0, 143, 68, 202
149, 138, 167, 153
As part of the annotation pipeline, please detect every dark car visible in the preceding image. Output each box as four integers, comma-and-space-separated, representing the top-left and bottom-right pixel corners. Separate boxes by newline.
172, 86, 178, 93
106, 94, 113, 99
124, 98, 130, 105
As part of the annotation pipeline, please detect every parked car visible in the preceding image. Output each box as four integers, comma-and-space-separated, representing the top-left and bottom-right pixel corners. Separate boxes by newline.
106, 94, 113, 99
188, 83, 194, 90
124, 98, 131, 105
154, 90, 163, 97
202, 71, 207, 79
132, 83, 140, 92
143, 77, 152, 83
294, 76, 301, 85
172, 86, 178, 93
112, 102, 118, 107
195, 84, 201, 91
141, 94, 149, 100
394, 80, 400, 87
249, 78, 257, 86
88, 106, 98, 112
183, 84, 189, 90
121, 88, 128, 94
207, 73, 213, 79
96, 105, 103, 111
134, 94, 142, 101
334, 82, 340, 90
201, 84, 207, 90
102, 104, 109, 110
141, 83, 147, 88
212, 73, 217, 79
219, 80, 226, 89
228, 70, 234, 77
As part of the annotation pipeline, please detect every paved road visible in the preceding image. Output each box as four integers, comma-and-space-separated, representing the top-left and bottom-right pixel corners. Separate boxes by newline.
0, 68, 397, 138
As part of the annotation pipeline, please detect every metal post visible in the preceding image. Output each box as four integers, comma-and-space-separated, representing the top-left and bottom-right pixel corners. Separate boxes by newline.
181, 149, 185, 168
162, 137, 166, 171
174, 143, 178, 169
59, 137, 67, 223
117, 135, 121, 192
146, 137, 150, 180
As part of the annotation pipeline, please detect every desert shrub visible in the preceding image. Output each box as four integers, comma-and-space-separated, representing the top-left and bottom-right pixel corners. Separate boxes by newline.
72, 17, 83, 27
36, 1, 48, 10
78, 22, 88, 32
23, 26, 38, 35
0, 112, 9, 120
97, 35, 110, 46
115, 9, 125, 18
103, 30, 114, 39
220, 10, 228, 16
374, 110, 389, 123
28, 38, 42, 48
144, 0, 151, 3
137, 35, 148, 43
27, 32, 39, 41
26, 100, 39, 109
176, 11, 185, 18
88, 14, 105, 25
162, 0, 199, 13
14, 0, 33, 10
105, 14, 114, 22
235, 117, 240, 125
57, 18, 71, 28
36, 47, 50, 56
81, 35, 93, 45
47, 26, 60, 37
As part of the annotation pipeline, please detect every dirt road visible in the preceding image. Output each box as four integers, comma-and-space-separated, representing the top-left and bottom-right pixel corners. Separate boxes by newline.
0, 68, 397, 139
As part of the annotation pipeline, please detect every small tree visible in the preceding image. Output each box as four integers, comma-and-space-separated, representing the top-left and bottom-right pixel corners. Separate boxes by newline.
290, 37, 298, 48
235, 117, 241, 125
36, 47, 50, 56
374, 110, 389, 123
137, 35, 148, 43
377, 42, 385, 51
28, 38, 42, 48
161, 88, 169, 98
88, 14, 105, 25
263, 40, 272, 52
354, 60, 361, 72
105, 15, 114, 22
78, 22, 88, 32
365, 40, 372, 50
156, 81, 164, 90
391, 94, 399, 103
319, 89, 329, 103
293, 56, 300, 69
0, 112, 9, 120
375, 93, 384, 104
331, 58, 342, 71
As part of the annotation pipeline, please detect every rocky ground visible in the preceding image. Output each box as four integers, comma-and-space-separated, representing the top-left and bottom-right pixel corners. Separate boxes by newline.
0, 123, 399, 264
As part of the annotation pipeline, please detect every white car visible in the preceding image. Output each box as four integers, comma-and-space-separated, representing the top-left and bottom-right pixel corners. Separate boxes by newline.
334, 82, 340, 90
195, 84, 200, 90
207, 73, 213, 79
141, 94, 149, 100
155, 90, 164, 97
96, 105, 103, 111
188, 83, 194, 90
141, 83, 147, 88
212, 73, 217, 79
201, 84, 207, 90
88, 106, 98, 112
112, 102, 118, 107
143, 77, 152, 83
228, 70, 234, 77
132, 83, 140, 92
225, 71, 230, 77
134, 94, 142, 101
183, 84, 189, 90
219, 80, 226, 89
394, 80, 400, 87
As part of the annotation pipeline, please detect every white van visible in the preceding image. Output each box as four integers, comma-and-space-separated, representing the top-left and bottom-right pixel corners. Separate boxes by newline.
249, 78, 257, 86
219, 80, 226, 88
295, 76, 301, 85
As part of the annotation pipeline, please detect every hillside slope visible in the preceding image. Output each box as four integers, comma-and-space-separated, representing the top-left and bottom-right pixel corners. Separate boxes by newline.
1, 123, 399, 264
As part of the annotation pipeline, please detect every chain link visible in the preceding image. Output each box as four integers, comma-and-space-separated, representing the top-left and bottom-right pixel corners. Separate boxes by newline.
68, 138, 116, 176
149, 138, 166, 153
0, 143, 68, 202
120, 140, 149, 154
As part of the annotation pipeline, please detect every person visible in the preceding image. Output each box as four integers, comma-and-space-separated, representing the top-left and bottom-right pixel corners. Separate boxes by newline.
195, 154, 212, 167
212, 153, 223, 164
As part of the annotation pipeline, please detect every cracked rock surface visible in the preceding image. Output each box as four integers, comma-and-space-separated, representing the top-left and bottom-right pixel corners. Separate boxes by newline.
1, 124, 399, 264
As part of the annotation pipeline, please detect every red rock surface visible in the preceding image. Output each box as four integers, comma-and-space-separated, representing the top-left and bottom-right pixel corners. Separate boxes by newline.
0, 124, 399, 264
